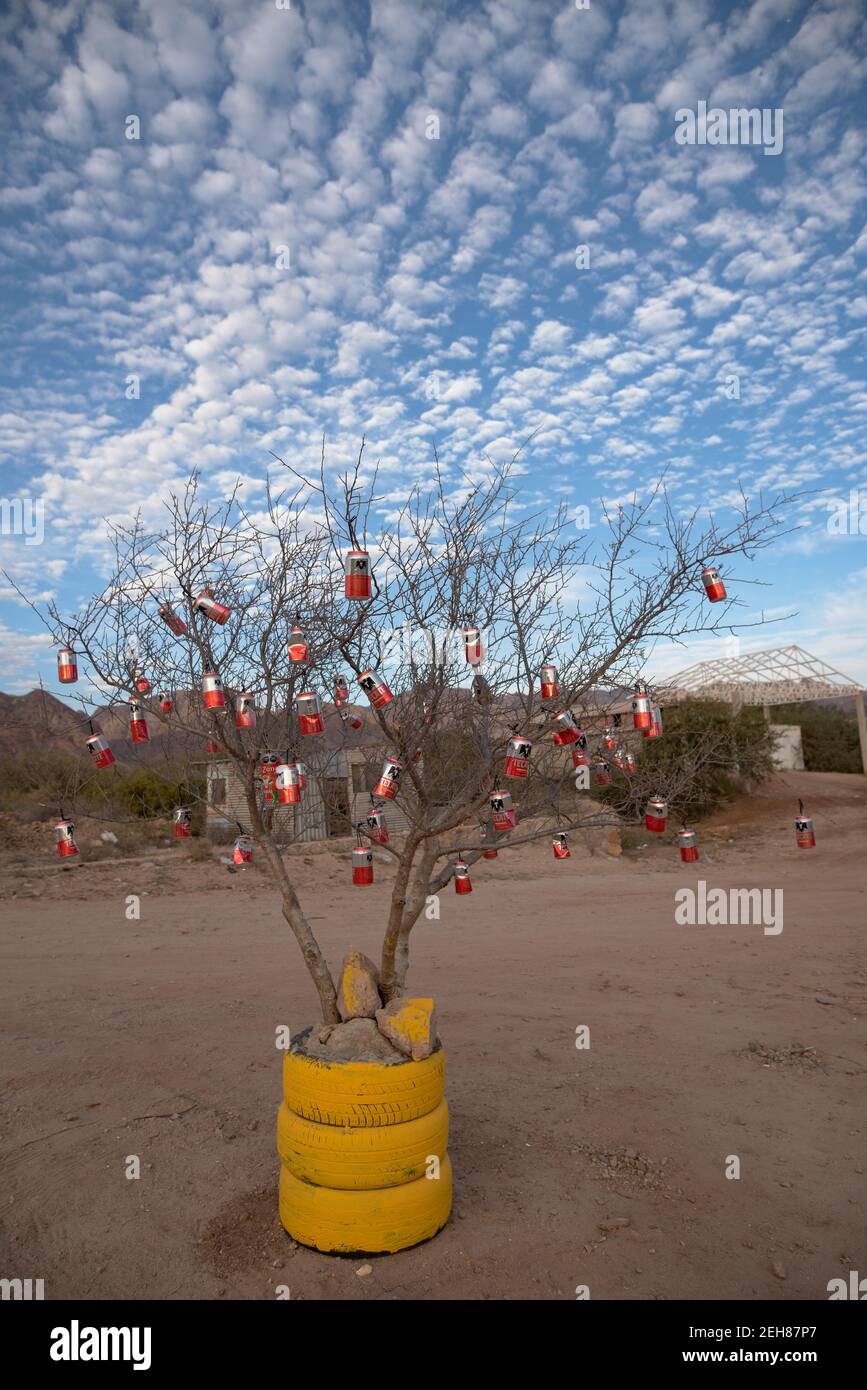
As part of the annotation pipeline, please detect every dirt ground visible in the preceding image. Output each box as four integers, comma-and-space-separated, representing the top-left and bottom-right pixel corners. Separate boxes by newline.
1, 771, 864, 1301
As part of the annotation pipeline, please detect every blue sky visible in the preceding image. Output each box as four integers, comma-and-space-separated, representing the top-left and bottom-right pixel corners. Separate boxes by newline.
0, 0, 866, 696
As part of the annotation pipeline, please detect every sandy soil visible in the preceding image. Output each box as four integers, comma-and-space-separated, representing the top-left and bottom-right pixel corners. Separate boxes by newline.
1, 771, 865, 1301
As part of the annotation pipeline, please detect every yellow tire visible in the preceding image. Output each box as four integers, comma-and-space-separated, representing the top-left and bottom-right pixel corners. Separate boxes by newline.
277, 1098, 449, 1189
279, 1154, 453, 1254
282, 1045, 445, 1127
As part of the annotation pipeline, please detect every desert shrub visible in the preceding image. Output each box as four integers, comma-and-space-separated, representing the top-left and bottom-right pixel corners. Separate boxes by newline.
770, 702, 862, 773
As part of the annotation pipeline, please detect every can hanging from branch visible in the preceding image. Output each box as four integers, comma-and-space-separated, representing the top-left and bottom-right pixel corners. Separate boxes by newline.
613, 746, 625, 771
134, 669, 151, 695
602, 728, 617, 751
553, 832, 571, 859
193, 588, 231, 624
158, 691, 173, 714
504, 736, 532, 779
479, 822, 498, 859
202, 671, 225, 710
631, 684, 652, 731
595, 760, 612, 787
55, 819, 79, 859
206, 738, 220, 754
366, 806, 388, 843
540, 663, 559, 700
259, 752, 280, 801
352, 844, 374, 885
345, 549, 371, 600
288, 623, 308, 663
334, 675, 350, 706
571, 742, 589, 768
463, 625, 483, 666
57, 647, 78, 684
276, 763, 301, 805
453, 857, 472, 894
490, 788, 516, 832
86, 732, 115, 768
235, 692, 256, 729
358, 669, 393, 709
795, 802, 815, 848
172, 806, 192, 838
158, 603, 187, 636
129, 699, 149, 744
233, 834, 253, 864
339, 706, 362, 731
296, 691, 324, 736
678, 829, 699, 862
623, 751, 637, 776
373, 756, 403, 801
645, 797, 668, 833
643, 705, 663, 739
551, 709, 581, 745
701, 565, 726, 603
295, 760, 307, 791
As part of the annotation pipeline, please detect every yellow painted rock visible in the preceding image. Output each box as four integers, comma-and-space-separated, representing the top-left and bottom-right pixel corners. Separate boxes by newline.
375, 997, 437, 1061
337, 949, 382, 1021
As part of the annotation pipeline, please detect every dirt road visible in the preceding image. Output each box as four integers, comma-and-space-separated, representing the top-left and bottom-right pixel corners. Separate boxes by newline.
1, 772, 864, 1300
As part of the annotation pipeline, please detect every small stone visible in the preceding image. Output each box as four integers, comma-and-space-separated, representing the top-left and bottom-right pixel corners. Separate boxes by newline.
598, 1217, 631, 1233
356, 1264, 373, 1277
772, 1261, 786, 1280
815, 995, 836, 1006
337, 950, 382, 1021
375, 996, 438, 1061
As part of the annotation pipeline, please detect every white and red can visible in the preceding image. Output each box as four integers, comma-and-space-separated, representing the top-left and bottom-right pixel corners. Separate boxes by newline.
134, 669, 151, 695
158, 691, 173, 714
202, 671, 225, 710
571, 744, 589, 768
206, 738, 220, 754
644, 705, 663, 739
678, 829, 699, 862
795, 814, 816, 848
334, 675, 350, 706
701, 566, 726, 603
551, 709, 581, 746
358, 669, 393, 708
55, 819, 79, 859
623, 752, 637, 776
454, 858, 472, 894
490, 789, 516, 832
158, 603, 187, 636
540, 663, 559, 700
366, 807, 388, 843
374, 756, 403, 801
295, 760, 307, 791
645, 797, 668, 833
296, 691, 324, 735
595, 760, 612, 787
352, 846, 374, 885
235, 693, 256, 729
173, 805, 192, 838
632, 685, 652, 731
504, 736, 532, 779
339, 707, 363, 731
129, 700, 149, 744
613, 747, 625, 771
57, 647, 78, 684
276, 763, 301, 805
86, 732, 115, 768
194, 588, 231, 624
602, 728, 617, 751
288, 625, 308, 663
553, 833, 571, 859
233, 834, 253, 864
463, 625, 483, 666
479, 823, 498, 859
345, 550, 372, 600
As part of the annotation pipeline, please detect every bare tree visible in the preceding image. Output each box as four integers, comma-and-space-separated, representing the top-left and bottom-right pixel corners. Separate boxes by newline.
7, 446, 798, 1025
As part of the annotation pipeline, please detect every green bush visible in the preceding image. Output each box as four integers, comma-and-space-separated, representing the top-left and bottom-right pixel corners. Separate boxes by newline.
770, 702, 862, 773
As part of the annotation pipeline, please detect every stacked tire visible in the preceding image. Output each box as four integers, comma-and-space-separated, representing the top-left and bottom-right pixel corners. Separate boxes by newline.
277, 1039, 452, 1254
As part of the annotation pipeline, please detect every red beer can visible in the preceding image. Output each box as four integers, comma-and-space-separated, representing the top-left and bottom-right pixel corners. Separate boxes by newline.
643, 705, 663, 739
235, 693, 256, 729
595, 760, 612, 787
571, 745, 589, 768
202, 671, 225, 710
479, 823, 498, 859
366, 807, 388, 843
86, 732, 115, 768
602, 728, 617, 751
233, 834, 253, 864
334, 675, 350, 706
795, 814, 816, 848
129, 700, 150, 744
553, 833, 571, 859
57, 647, 78, 684
276, 763, 301, 804
158, 691, 173, 714
540, 664, 559, 700
173, 806, 192, 838
463, 625, 483, 666
490, 788, 516, 832
288, 625, 308, 663
454, 858, 472, 894
701, 566, 726, 603
55, 819, 79, 859
645, 797, 668, 833
374, 756, 403, 801
551, 709, 580, 745
678, 829, 699, 862
358, 669, 393, 708
623, 752, 637, 776
194, 588, 231, 624
158, 603, 187, 636
352, 846, 374, 884
206, 739, 220, 754
504, 736, 532, 779
295, 760, 307, 791
134, 670, 151, 694
339, 707, 363, 730
345, 550, 372, 600
632, 685, 652, 731
297, 691, 324, 735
